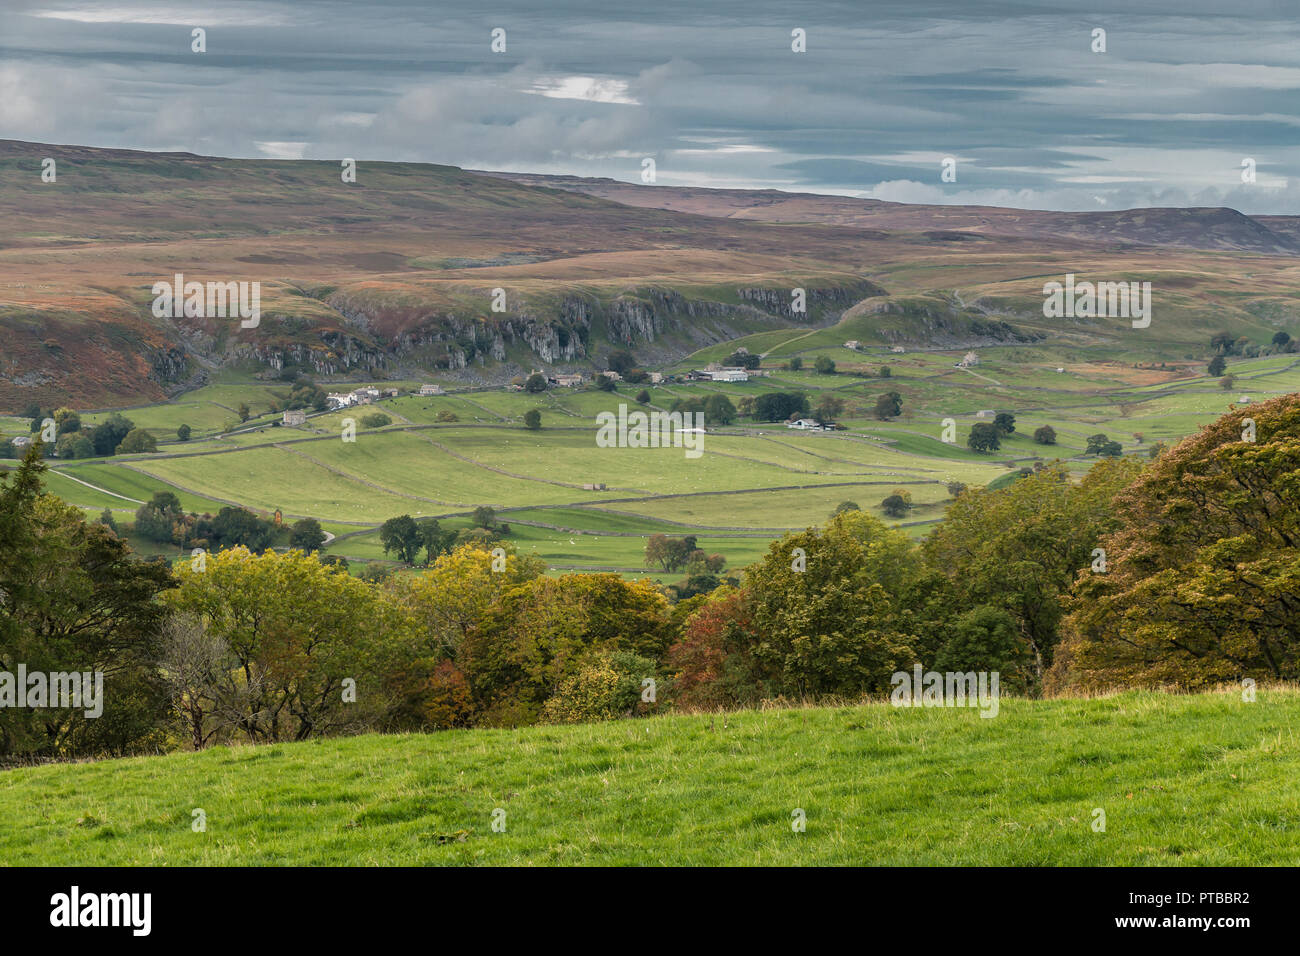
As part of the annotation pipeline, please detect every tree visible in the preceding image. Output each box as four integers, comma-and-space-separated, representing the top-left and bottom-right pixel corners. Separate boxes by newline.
204, 507, 275, 553
946, 481, 967, 498
53, 408, 81, 433
1085, 433, 1123, 457
735, 511, 921, 698
993, 412, 1016, 435
379, 515, 423, 565
1208, 354, 1227, 377
934, 606, 1030, 693
703, 393, 737, 426
813, 395, 846, 424
237, 402, 251, 423
594, 374, 617, 392
873, 391, 903, 421
290, 517, 327, 553
635, 389, 651, 405
177, 424, 192, 441
98, 508, 118, 533
461, 574, 671, 724
361, 412, 392, 428
787, 356, 803, 371
168, 547, 406, 743
1051, 393, 1300, 692
134, 491, 185, 544
472, 506, 498, 530
416, 517, 455, 564
814, 356, 836, 375
1272, 330, 1291, 349
832, 501, 860, 516
0, 448, 176, 760
879, 365, 892, 378
726, 350, 760, 370
1033, 425, 1057, 445
923, 459, 1141, 688
116, 428, 157, 454
1220, 374, 1236, 391
387, 542, 545, 670
967, 423, 1001, 453
881, 492, 912, 518
89, 413, 134, 456
608, 349, 637, 375
644, 533, 700, 572
753, 392, 809, 422
524, 373, 548, 394
523, 409, 542, 430
285, 380, 328, 411
55, 433, 94, 459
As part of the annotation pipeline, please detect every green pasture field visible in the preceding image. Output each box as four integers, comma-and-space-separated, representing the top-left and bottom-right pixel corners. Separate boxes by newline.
3, 689, 1296, 865
20, 352, 1292, 577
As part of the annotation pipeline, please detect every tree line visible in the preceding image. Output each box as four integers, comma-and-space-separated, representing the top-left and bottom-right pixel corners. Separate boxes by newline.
2, 392, 1296, 762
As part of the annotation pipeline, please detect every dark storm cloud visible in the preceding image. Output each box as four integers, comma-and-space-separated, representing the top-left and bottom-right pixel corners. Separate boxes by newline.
1, 0, 1297, 210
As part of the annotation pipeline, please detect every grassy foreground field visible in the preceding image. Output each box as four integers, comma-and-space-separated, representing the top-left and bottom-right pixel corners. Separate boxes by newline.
3, 689, 1298, 866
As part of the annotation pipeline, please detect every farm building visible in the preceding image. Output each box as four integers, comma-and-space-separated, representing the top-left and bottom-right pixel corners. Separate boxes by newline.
418, 384, 445, 396
282, 410, 307, 426
553, 373, 585, 387
958, 351, 980, 368
711, 368, 749, 382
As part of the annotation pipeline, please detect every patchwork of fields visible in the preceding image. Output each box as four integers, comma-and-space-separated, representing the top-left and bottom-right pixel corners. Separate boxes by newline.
18, 345, 1299, 578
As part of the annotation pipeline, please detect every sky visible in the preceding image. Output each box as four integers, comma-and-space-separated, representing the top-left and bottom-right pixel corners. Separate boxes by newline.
2, 0, 1299, 211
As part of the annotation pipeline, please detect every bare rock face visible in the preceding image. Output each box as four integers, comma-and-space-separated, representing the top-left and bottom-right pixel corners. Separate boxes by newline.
126, 277, 888, 388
